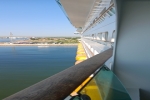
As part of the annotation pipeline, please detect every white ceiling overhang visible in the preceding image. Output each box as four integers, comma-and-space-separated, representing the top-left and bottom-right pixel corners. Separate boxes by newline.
59, 0, 96, 28
57, 0, 113, 33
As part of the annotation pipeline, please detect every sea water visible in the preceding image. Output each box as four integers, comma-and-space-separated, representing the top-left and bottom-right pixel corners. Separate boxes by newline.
0, 39, 10, 42
0, 46, 76, 99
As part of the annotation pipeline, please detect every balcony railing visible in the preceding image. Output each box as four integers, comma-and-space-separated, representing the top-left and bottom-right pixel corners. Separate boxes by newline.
4, 48, 112, 100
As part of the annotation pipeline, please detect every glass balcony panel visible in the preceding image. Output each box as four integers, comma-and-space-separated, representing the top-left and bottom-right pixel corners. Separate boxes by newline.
71, 66, 131, 100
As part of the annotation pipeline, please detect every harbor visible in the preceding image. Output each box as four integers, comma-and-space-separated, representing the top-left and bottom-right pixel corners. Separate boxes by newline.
0, 37, 79, 46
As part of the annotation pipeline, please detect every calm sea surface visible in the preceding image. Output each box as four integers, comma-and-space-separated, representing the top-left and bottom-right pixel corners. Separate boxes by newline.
0, 46, 77, 99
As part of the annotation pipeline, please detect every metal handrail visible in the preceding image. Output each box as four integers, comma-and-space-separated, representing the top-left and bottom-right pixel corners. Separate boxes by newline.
4, 48, 113, 100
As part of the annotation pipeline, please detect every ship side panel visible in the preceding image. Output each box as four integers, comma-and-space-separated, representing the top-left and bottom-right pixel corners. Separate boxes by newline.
114, 0, 150, 100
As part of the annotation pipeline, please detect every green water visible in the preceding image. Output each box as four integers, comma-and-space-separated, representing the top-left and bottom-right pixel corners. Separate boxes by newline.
0, 46, 77, 99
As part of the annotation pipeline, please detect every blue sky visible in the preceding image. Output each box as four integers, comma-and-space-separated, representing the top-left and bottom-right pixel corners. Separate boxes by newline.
0, 0, 76, 37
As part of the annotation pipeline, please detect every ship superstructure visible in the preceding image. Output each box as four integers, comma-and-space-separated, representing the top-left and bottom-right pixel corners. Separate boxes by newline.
56, 0, 150, 100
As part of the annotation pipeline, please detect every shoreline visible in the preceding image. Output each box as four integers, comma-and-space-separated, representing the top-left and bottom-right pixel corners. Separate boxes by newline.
0, 44, 78, 46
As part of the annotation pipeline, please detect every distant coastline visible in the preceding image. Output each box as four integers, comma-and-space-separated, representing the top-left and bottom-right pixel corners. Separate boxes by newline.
0, 44, 78, 46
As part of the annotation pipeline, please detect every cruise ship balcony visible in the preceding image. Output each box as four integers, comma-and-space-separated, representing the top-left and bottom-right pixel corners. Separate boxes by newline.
4, 0, 150, 100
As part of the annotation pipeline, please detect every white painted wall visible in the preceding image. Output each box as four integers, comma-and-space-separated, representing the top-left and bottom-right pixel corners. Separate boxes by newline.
114, 0, 150, 100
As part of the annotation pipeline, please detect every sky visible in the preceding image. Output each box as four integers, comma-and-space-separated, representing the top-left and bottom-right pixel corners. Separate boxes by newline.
0, 0, 76, 37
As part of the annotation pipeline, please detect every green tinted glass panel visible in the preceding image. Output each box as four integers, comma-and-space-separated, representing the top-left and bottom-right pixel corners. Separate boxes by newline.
71, 66, 131, 100
110, 8, 115, 14
95, 67, 131, 100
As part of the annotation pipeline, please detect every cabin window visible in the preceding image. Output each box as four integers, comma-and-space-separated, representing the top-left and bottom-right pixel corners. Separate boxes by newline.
110, 7, 115, 14
97, 33, 102, 40
93, 34, 96, 39
107, 11, 113, 16
98, 19, 102, 23
92, 34, 94, 39
101, 17, 105, 21
111, 30, 115, 42
103, 14, 107, 17
102, 32, 108, 41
